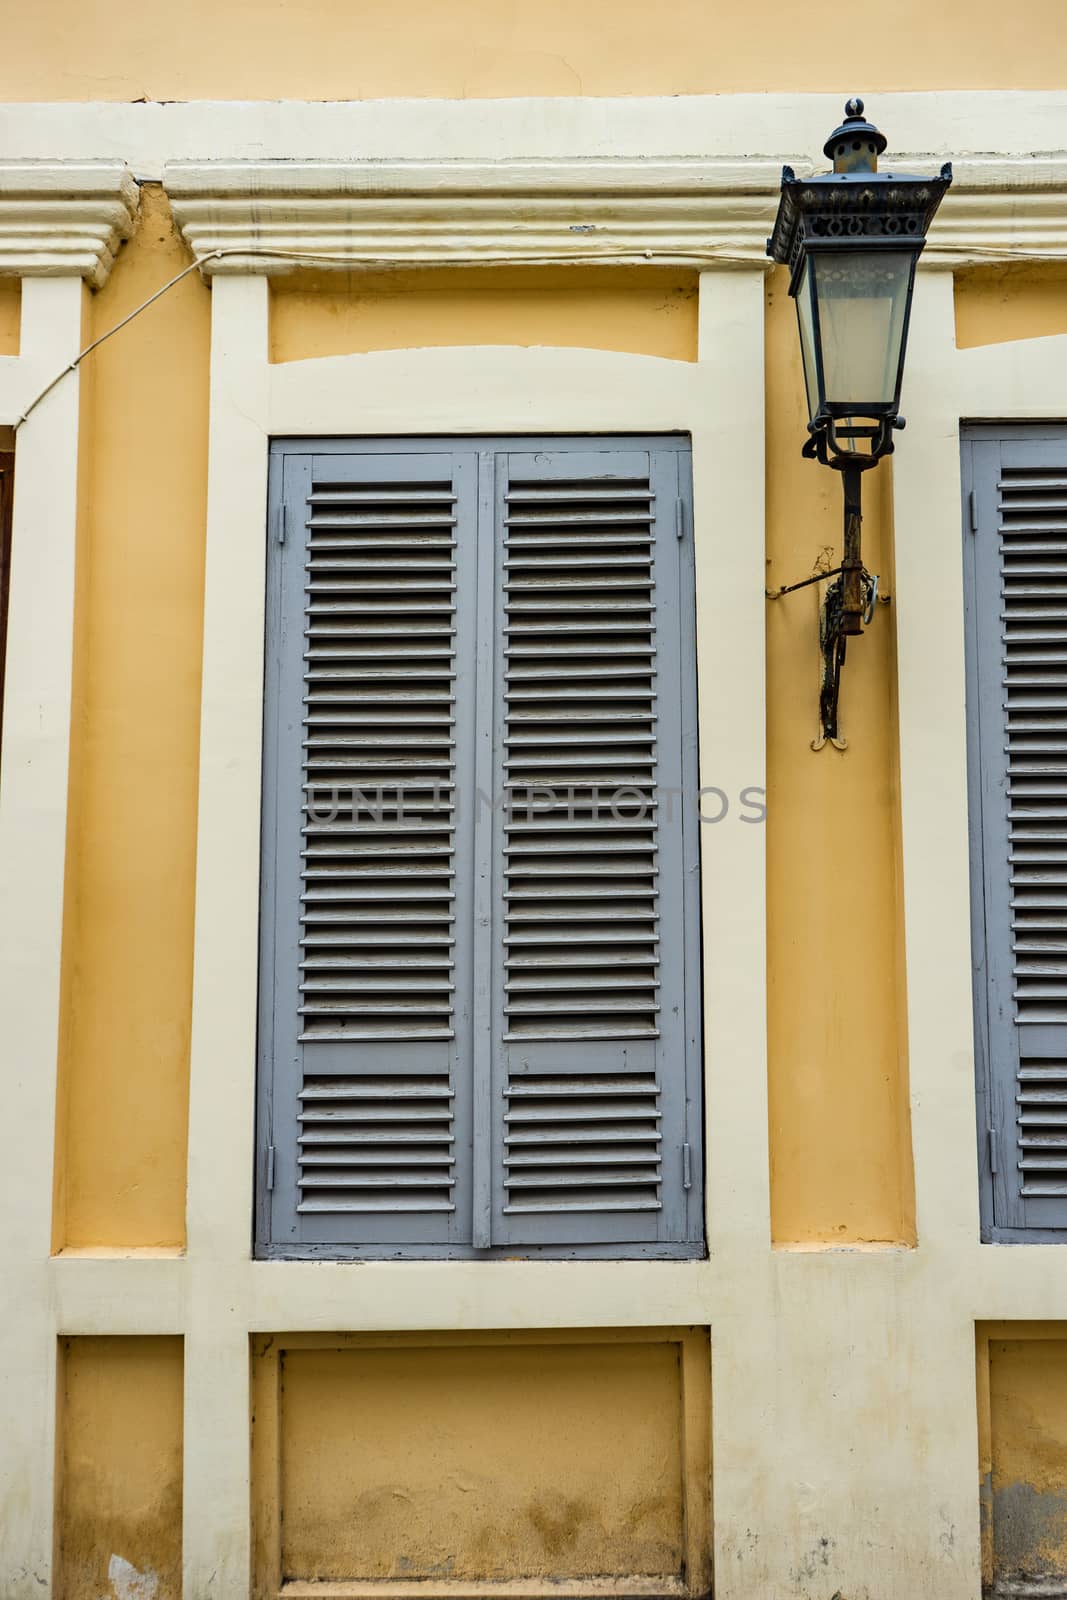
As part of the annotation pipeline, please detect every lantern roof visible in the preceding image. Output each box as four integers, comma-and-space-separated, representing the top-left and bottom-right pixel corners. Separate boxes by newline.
766, 163, 953, 284
767, 99, 952, 281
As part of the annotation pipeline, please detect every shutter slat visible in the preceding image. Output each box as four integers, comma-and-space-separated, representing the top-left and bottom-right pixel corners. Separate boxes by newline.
1001, 464, 1067, 1050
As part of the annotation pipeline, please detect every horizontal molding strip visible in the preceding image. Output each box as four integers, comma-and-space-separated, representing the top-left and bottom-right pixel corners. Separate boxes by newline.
165, 153, 1067, 273
166, 157, 797, 271
0, 161, 139, 286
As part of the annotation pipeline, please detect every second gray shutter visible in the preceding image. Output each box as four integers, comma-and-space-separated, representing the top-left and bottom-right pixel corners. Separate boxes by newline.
486, 443, 702, 1249
966, 429, 1067, 1236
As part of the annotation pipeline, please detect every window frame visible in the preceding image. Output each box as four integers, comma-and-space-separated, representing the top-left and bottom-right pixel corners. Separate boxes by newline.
255, 433, 705, 1261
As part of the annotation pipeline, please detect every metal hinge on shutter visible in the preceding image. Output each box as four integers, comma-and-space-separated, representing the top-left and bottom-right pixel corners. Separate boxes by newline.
988, 1127, 997, 1176
275, 503, 288, 544
683, 1142, 692, 1190
266, 1145, 276, 1190
969, 489, 978, 534
675, 497, 686, 540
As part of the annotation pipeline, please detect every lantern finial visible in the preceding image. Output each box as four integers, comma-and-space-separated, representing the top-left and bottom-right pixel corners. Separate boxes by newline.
823, 97, 887, 173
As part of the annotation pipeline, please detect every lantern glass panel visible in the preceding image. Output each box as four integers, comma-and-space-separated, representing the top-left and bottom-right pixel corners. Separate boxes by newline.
810, 249, 912, 411
795, 259, 820, 424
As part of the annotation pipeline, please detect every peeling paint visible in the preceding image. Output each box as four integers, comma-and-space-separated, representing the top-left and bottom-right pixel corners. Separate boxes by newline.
107, 1553, 160, 1600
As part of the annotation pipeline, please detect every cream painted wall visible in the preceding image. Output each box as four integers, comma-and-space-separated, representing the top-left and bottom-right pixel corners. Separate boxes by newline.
4, 0, 1067, 100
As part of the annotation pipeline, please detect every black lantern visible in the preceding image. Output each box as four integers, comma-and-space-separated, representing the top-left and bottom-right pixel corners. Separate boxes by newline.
767, 100, 952, 747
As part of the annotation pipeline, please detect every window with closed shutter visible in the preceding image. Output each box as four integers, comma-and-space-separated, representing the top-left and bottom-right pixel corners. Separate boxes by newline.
965, 425, 1067, 1240
257, 437, 703, 1258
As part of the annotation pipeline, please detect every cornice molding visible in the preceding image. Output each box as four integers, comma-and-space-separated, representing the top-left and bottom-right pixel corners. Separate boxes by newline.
165, 157, 799, 273
166, 153, 1067, 275
0, 162, 139, 287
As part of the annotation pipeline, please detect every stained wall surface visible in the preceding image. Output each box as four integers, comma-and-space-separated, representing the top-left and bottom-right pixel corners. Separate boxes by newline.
982, 1329, 1067, 1595
252, 1331, 710, 1592
56, 1336, 183, 1600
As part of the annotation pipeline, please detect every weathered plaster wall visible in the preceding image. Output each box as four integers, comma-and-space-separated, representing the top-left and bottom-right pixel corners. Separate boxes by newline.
981, 1327, 1067, 1595
251, 1329, 711, 1595
52, 186, 209, 1249
4, 0, 1066, 100
56, 1335, 183, 1600
270, 267, 699, 364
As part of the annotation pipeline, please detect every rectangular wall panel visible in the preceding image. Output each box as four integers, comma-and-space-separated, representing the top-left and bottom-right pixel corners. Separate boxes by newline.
56, 1336, 183, 1600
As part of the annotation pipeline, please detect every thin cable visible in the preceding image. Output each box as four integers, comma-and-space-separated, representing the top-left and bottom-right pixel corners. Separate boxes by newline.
13, 240, 765, 431
29, 230, 1045, 434
13, 250, 229, 430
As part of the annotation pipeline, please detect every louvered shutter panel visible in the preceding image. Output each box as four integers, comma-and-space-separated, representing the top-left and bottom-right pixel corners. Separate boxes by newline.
259, 447, 478, 1251
966, 432, 1067, 1235
487, 445, 702, 1249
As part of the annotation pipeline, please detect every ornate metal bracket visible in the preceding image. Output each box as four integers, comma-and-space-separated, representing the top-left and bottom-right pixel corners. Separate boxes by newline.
767, 456, 889, 751
811, 567, 878, 751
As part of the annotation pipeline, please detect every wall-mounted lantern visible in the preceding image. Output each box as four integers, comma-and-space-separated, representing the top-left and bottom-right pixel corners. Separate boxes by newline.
766, 99, 952, 748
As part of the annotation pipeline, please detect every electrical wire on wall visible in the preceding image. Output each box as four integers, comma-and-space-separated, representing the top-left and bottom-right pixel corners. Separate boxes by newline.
13, 242, 758, 431
11, 236, 1053, 434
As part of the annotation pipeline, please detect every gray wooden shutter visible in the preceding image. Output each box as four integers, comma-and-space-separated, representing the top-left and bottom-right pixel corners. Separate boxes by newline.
258, 445, 478, 1253
486, 444, 702, 1250
965, 429, 1067, 1237
259, 436, 702, 1257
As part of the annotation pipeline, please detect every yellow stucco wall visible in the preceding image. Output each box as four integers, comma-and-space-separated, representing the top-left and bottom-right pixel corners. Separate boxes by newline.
56, 1335, 183, 1600
0, 281, 20, 356
52, 186, 209, 1250
4, 0, 1067, 99
251, 1329, 711, 1597
47, 199, 1067, 1251
270, 268, 699, 364
955, 264, 1067, 349
50, 243, 918, 1246
765, 266, 915, 1245
980, 1326, 1067, 1594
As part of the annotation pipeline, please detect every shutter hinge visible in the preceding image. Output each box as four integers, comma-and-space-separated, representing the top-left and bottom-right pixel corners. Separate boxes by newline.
266, 1145, 276, 1190
682, 1141, 692, 1191
276, 503, 288, 544
988, 1127, 998, 1176
675, 497, 686, 540
969, 489, 978, 534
